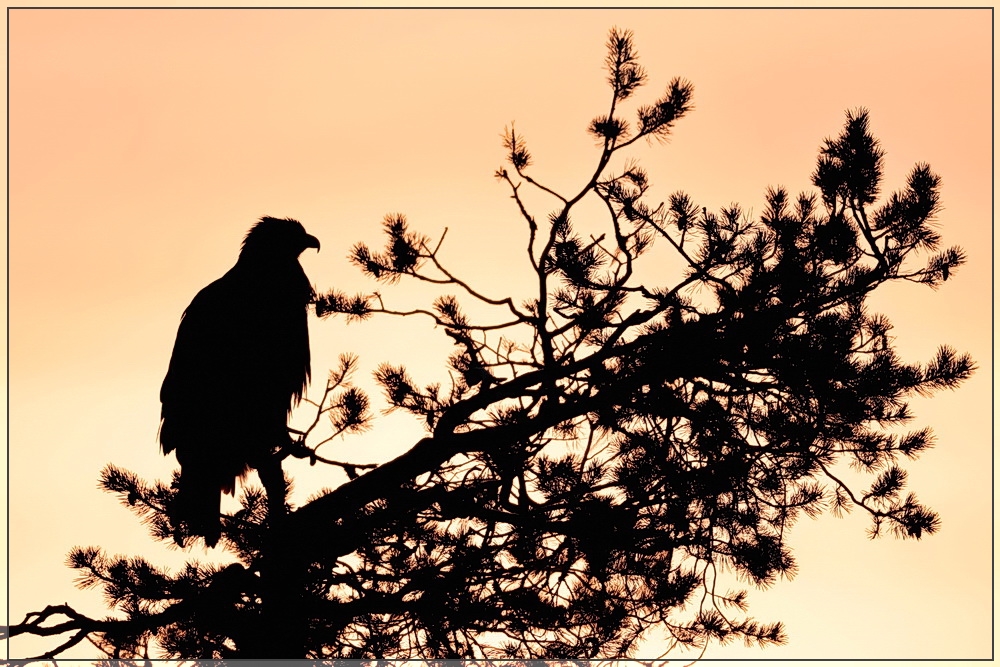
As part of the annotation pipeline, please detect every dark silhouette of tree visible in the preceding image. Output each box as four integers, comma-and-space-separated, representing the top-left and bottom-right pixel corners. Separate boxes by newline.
8, 28, 973, 661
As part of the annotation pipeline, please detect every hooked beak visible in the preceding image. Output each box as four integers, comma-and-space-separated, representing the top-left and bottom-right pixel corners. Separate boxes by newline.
305, 234, 321, 252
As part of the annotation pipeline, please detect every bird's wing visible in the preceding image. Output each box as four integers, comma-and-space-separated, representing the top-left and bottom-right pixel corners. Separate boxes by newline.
159, 272, 249, 453
159, 264, 312, 456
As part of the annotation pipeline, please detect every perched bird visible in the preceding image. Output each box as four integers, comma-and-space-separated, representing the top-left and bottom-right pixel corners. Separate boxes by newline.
159, 217, 320, 547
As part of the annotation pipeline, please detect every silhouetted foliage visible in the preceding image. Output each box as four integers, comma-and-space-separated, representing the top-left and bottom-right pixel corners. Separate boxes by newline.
10, 28, 973, 660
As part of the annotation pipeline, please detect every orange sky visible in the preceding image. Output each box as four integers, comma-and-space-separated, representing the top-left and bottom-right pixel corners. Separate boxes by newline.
5, 7, 993, 661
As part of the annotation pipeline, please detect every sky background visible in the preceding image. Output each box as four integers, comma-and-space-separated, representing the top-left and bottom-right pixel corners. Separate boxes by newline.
5, 7, 993, 661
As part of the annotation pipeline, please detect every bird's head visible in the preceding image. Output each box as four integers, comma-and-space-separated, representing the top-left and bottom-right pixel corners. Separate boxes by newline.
241, 216, 321, 260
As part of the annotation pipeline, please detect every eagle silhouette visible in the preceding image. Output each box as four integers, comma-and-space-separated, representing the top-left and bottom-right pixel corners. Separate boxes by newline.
159, 216, 320, 546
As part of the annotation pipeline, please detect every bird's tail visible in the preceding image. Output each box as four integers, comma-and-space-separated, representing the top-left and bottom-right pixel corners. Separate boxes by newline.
174, 464, 224, 547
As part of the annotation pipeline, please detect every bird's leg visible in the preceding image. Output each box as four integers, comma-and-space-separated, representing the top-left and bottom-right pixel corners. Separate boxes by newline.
255, 455, 288, 522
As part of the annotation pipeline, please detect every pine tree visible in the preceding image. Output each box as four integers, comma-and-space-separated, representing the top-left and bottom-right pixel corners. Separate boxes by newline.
9, 28, 972, 660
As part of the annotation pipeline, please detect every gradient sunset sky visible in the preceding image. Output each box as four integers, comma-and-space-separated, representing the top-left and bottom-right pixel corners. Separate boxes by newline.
5, 7, 992, 661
